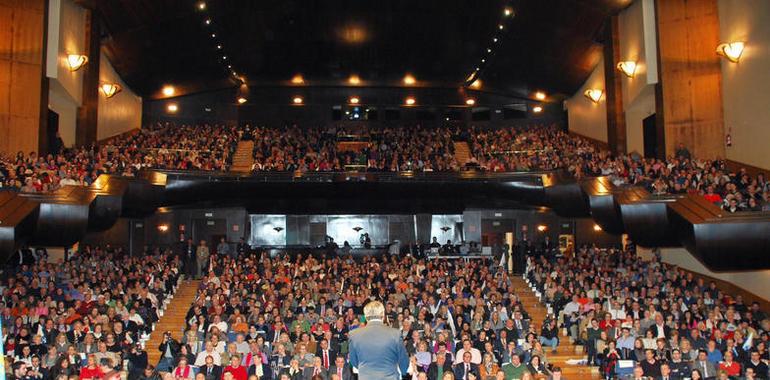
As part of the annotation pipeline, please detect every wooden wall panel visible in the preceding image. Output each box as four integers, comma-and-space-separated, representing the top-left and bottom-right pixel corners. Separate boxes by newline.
656, 0, 725, 159
0, 0, 45, 154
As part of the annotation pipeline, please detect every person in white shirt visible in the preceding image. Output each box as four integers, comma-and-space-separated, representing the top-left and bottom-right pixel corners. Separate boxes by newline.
194, 342, 221, 366
453, 339, 482, 365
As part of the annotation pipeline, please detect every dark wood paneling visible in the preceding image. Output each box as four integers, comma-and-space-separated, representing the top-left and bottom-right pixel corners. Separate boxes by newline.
603, 16, 627, 155
655, 0, 725, 160
76, 9, 100, 146
0, 0, 46, 154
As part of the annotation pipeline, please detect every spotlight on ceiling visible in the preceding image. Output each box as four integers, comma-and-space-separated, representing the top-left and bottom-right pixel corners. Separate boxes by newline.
534, 91, 546, 100
404, 97, 416, 106
291, 74, 305, 84
487, 48, 492, 53
533, 106, 543, 113
197, 1, 206, 10
498, 24, 504, 30
469, 79, 482, 89
166, 103, 178, 113
237, 97, 247, 104
292, 96, 304, 104
493, 37, 498, 43
66, 54, 88, 71
465, 98, 476, 106
216, 44, 222, 50
348, 75, 361, 85
162, 85, 175, 97
504, 7, 514, 17
584, 89, 603, 103
616, 61, 637, 78
99, 83, 122, 98
211, 33, 216, 38
349, 96, 360, 104
403, 74, 416, 85
716, 41, 745, 63
204, 18, 211, 25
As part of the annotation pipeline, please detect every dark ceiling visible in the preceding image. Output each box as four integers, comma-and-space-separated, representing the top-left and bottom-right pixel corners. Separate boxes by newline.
92, 0, 629, 99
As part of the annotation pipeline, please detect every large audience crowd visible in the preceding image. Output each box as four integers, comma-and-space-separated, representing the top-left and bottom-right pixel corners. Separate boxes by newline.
1, 245, 181, 379
0, 123, 239, 193
528, 245, 770, 379
2, 235, 769, 379
2, 121, 768, 212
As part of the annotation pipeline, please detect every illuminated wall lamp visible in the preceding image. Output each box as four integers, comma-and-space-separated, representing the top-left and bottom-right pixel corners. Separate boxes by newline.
536, 224, 548, 232
404, 97, 416, 106
157, 224, 170, 233
465, 98, 476, 106
349, 96, 360, 104
292, 96, 304, 105
237, 97, 248, 104
532, 106, 543, 113
166, 103, 178, 113
291, 74, 305, 84
584, 89, 603, 103
99, 83, 122, 98
716, 41, 745, 63
593, 224, 603, 232
66, 54, 88, 71
616, 61, 637, 78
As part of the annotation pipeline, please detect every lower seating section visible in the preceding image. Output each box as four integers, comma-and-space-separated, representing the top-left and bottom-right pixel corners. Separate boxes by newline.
526, 245, 770, 380
1, 247, 181, 379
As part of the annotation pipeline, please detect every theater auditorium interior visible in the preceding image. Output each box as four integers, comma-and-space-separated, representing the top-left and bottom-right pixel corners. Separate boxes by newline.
2, 0, 770, 379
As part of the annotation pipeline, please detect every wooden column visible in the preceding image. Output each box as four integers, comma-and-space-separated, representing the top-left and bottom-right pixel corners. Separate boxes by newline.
75, 8, 99, 147
655, 0, 725, 159
603, 15, 627, 156
0, 0, 47, 154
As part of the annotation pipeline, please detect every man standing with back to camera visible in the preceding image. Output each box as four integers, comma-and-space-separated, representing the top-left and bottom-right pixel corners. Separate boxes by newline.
349, 301, 410, 379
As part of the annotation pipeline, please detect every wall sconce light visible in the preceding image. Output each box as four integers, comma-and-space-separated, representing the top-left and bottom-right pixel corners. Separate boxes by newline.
99, 83, 122, 98
404, 97, 416, 106
403, 74, 416, 85
469, 79, 482, 89
166, 103, 178, 113
593, 224, 603, 232
291, 74, 305, 84
348, 74, 361, 85
716, 41, 745, 63
465, 98, 476, 106
616, 61, 637, 78
536, 224, 548, 232
534, 91, 546, 100
532, 105, 543, 113
237, 97, 248, 104
157, 224, 170, 233
349, 96, 360, 104
584, 89, 603, 103
66, 54, 88, 71
292, 96, 304, 104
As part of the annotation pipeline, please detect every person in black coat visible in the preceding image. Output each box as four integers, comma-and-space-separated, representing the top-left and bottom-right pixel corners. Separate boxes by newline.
427, 354, 453, 380
180, 238, 197, 280
329, 357, 353, 380
200, 357, 223, 380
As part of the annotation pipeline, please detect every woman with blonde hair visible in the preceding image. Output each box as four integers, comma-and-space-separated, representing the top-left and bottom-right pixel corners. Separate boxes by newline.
479, 352, 500, 379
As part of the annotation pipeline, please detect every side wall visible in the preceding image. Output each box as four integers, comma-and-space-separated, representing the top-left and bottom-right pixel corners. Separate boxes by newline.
719, 0, 770, 170
564, 56, 608, 143
96, 50, 142, 140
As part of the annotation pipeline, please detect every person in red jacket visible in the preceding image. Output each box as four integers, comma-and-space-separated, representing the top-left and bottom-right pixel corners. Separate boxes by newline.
221, 354, 248, 380
718, 351, 741, 377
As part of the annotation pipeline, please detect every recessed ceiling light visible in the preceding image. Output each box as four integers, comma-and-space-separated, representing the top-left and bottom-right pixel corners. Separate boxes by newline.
481, 59, 486, 63
204, 19, 211, 25
493, 37, 498, 43
211, 33, 216, 38
487, 48, 492, 53
216, 45, 222, 49
498, 24, 504, 30
197, 2, 206, 10
222, 56, 227, 60
504, 7, 513, 17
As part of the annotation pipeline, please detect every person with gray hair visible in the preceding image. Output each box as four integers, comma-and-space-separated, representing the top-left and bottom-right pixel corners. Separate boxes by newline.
348, 301, 410, 379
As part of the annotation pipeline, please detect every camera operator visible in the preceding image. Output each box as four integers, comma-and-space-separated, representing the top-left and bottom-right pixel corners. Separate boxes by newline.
128, 343, 149, 379
158, 331, 181, 373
